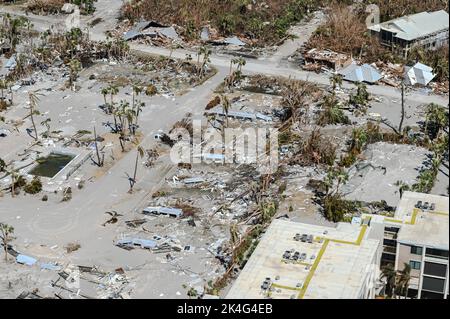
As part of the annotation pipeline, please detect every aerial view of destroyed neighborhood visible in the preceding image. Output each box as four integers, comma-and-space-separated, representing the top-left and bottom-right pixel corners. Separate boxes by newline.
0, 0, 448, 300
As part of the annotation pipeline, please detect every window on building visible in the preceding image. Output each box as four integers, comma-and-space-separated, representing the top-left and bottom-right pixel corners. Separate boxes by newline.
384, 239, 396, 247
421, 290, 444, 299
410, 260, 421, 270
425, 248, 449, 260
411, 246, 423, 255
424, 262, 447, 277
422, 276, 445, 293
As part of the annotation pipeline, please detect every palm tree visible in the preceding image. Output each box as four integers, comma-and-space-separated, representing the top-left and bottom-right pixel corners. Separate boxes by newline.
128, 145, 144, 193
40, 118, 51, 138
0, 79, 7, 101
3, 14, 29, 52
236, 57, 246, 73
396, 263, 411, 299
229, 58, 239, 76
200, 48, 212, 78
330, 73, 343, 92
220, 94, 231, 128
398, 81, 406, 135
68, 59, 81, 89
108, 84, 119, 106
424, 103, 448, 140
101, 87, 109, 108
132, 85, 143, 125
132, 85, 142, 110
102, 211, 123, 226
380, 264, 397, 298
92, 126, 104, 167
0, 223, 14, 262
197, 46, 207, 74
0, 158, 6, 172
28, 91, 40, 141
108, 85, 119, 131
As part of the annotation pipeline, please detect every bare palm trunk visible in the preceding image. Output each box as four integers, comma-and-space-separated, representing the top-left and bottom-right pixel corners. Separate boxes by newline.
93, 126, 104, 167
132, 152, 139, 190
30, 106, 38, 140
399, 82, 405, 135
11, 172, 15, 198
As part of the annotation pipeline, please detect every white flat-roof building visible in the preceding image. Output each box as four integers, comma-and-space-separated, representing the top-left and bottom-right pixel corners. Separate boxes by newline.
226, 219, 382, 299
378, 191, 449, 299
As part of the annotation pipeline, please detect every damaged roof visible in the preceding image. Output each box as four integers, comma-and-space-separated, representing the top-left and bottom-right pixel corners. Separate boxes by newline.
116, 238, 158, 249
143, 206, 183, 217
339, 63, 383, 84
368, 10, 449, 41
16, 254, 37, 266
404, 62, 436, 86
123, 21, 179, 42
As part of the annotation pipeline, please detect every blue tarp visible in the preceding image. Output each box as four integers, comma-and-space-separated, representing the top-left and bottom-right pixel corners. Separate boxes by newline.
40, 262, 62, 271
16, 254, 37, 266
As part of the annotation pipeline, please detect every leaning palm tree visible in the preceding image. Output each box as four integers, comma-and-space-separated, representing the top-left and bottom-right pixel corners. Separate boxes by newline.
220, 94, 231, 128
380, 264, 397, 298
92, 126, 104, 167
0, 222, 14, 262
128, 145, 144, 193
28, 91, 40, 141
396, 263, 411, 299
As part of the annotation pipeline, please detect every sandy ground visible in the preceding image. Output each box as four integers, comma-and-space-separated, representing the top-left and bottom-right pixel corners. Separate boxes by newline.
342, 142, 430, 206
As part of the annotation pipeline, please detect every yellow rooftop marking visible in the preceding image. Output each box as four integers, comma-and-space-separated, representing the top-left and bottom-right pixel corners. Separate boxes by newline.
297, 239, 329, 299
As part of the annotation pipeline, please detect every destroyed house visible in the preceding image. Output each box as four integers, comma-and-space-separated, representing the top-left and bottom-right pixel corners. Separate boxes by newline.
303, 49, 352, 72
368, 10, 449, 58
205, 108, 272, 122
182, 177, 206, 185
143, 206, 183, 218
116, 238, 158, 250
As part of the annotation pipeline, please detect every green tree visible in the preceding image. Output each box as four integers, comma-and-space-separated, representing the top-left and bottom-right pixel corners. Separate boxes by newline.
68, 59, 82, 89
101, 87, 109, 108
380, 264, 397, 298
396, 263, 411, 299
0, 223, 14, 262
330, 73, 343, 92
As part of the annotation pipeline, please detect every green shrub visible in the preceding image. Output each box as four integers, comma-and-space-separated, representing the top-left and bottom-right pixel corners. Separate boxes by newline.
24, 177, 43, 194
